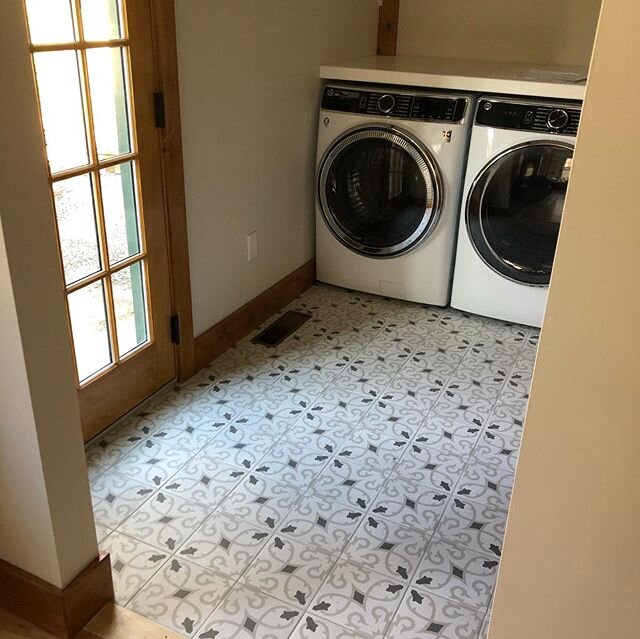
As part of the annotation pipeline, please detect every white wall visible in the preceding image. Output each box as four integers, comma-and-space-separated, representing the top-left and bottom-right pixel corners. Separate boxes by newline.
0, 0, 98, 588
489, 1, 640, 637
398, 0, 601, 68
175, 0, 379, 336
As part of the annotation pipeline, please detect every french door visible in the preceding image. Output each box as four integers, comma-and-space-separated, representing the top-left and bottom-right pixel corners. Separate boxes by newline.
23, 0, 175, 440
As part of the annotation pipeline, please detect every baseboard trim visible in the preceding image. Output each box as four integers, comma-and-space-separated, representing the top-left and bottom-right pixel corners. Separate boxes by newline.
193, 259, 316, 373
0, 553, 114, 638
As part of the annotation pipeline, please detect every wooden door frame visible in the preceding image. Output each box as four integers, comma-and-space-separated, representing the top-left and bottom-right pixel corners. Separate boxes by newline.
147, 0, 196, 382
378, 0, 401, 56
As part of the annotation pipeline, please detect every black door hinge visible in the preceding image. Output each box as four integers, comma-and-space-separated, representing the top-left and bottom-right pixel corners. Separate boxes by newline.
153, 92, 166, 129
170, 314, 181, 345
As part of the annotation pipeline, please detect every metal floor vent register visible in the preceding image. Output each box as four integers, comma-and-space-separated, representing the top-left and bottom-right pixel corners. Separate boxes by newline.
251, 311, 311, 347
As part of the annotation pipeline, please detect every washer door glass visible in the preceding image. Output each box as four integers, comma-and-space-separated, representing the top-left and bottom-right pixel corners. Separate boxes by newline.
467, 142, 573, 285
319, 127, 441, 258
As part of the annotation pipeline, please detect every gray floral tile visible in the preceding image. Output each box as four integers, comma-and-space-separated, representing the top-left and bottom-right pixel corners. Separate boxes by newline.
241, 535, 335, 609
199, 425, 277, 471
220, 473, 303, 530
277, 494, 364, 555
311, 457, 388, 511
236, 398, 305, 438
471, 428, 521, 474
356, 344, 415, 374
404, 341, 469, 378
159, 406, 229, 438
290, 613, 370, 639
129, 557, 233, 637
488, 398, 528, 424
95, 521, 112, 544
386, 586, 483, 639
146, 420, 215, 452
87, 284, 535, 635
189, 387, 252, 425
161, 456, 246, 507
277, 366, 335, 397
333, 360, 392, 399
252, 441, 331, 487
177, 512, 271, 578
99, 532, 168, 605
309, 561, 406, 637
371, 476, 449, 533
284, 417, 353, 456
357, 399, 425, 441
380, 374, 445, 413
413, 538, 499, 609
336, 429, 408, 471
119, 491, 209, 553
454, 461, 514, 512
437, 383, 496, 419
86, 418, 154, 476
429, 400, 488, 434
479, 610, 492, 639
344, 514, 429, 582
112, 438, 195, 488
436, 498, 507, 559
394, 443, 466, 492
91, 470, 156, 529
257, 383, 319, 415
197, 584, 302, 638
412, 414, 483, 459
446, 371, 505, 402
308, 389, 376, 425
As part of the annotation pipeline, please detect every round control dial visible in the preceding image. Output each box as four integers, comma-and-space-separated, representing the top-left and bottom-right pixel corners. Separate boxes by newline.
378, 94, 396, 114
547, 109, 570, 131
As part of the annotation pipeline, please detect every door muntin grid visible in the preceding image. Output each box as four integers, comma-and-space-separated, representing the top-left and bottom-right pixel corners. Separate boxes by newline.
24, 0, 151, 384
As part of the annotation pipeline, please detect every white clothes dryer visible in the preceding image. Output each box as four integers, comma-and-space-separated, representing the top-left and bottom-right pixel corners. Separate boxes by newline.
451, 96, 582, 327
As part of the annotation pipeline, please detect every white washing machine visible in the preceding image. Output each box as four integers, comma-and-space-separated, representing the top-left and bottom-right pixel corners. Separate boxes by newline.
316, 84, 474, 306
451, 96, 583, 327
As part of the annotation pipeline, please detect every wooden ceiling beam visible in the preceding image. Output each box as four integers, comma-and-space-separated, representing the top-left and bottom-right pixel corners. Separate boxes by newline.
377, 0, 400, 56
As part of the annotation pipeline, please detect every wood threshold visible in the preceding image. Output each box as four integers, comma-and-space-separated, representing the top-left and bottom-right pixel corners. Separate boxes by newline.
194, 259, 316, 373
0, 604, 183, 639
377, 0, 400, 56
149, 0, 196, 382
0, 554, 113, 638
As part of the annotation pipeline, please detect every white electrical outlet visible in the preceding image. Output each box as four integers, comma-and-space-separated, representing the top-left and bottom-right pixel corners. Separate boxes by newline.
247, 231, 258, 261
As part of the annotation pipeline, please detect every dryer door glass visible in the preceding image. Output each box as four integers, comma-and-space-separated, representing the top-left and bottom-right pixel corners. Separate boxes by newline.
318, 127, 441, 258
467, 142, 573, 285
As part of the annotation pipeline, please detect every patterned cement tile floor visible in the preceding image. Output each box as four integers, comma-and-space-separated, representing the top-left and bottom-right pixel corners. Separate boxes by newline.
86, 284, 537, 639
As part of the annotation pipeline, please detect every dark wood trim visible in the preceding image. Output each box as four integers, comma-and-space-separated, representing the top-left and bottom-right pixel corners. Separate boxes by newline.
0, 553, 113, 638
149, 0, 196, 382
377, 0, 401, 56
194, 260, 316, 373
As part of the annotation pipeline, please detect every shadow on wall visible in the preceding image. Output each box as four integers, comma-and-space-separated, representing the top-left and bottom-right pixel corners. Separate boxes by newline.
397, 0, 602, 67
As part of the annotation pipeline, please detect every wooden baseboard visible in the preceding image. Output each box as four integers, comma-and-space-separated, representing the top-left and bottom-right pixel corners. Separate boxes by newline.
0, 554, 114, 638
193, 259, 316, 373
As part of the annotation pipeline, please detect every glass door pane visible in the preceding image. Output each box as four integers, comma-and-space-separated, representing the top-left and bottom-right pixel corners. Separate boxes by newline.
33, 51, 90, 173
86, 46, 132, 160
24, 0, 76, 44
53, 174, 102, 284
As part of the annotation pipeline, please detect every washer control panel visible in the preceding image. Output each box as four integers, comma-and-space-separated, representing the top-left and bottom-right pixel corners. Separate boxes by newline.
476, 98, 582, 135
322, 85, 468, 123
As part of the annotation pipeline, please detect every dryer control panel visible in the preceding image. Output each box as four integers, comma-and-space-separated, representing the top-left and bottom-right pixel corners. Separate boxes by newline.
476, 98, 582, 136
322, 85, 468, 123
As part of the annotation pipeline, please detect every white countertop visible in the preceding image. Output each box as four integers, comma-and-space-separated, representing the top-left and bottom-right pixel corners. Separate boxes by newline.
320, 56, 588, 101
